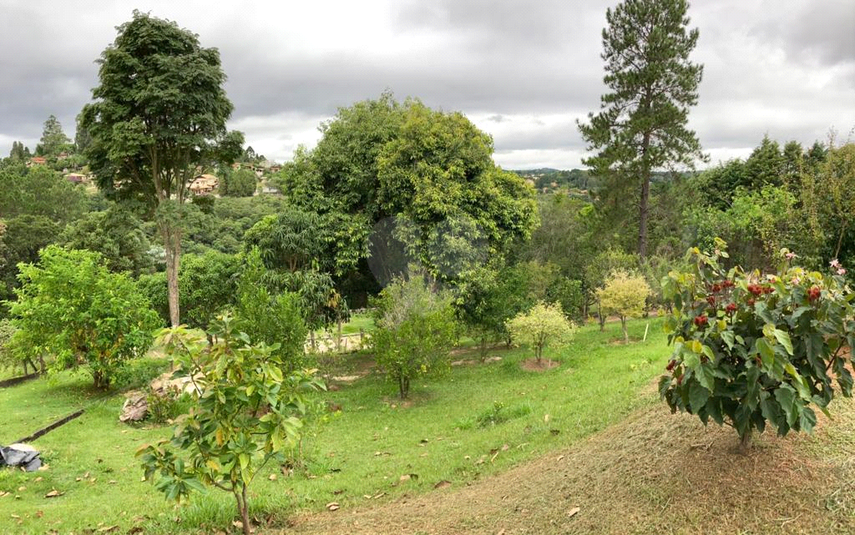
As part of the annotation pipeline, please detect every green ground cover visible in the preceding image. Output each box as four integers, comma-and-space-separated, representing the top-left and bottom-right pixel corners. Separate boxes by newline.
0, 318, 667, 534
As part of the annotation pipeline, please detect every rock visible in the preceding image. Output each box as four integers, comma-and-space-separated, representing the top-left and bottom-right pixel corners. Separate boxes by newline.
119, 392, 148, 423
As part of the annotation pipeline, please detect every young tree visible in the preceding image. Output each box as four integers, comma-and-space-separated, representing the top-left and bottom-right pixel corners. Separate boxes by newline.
79, 11, 243, 326
138, 318, 324, 535
660, 243, 854, 448
584, 248, 639, 331
9, 246, 159, 388
596, 270, 651, 343
579, 0, 705, 259
506, 301, 575, 363
372, 269, 458, 399
233, 250, 308, 371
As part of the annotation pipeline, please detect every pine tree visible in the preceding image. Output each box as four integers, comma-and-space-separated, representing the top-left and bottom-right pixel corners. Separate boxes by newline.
36, 115, 71, 158
579, 0, 705, 258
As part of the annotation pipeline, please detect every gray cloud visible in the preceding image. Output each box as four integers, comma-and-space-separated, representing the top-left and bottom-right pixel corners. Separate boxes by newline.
0, 0, 852, 168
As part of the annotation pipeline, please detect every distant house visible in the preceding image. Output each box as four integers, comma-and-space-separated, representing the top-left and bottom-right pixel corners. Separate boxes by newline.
189, 174, 219, 195
27, 157, 47, 167
261, 185, 282, 195
57, 152, 69, 161
65, 173, 88, 184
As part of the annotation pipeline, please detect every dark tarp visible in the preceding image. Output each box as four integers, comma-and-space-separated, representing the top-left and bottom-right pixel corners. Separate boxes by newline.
0, 444, 41, 472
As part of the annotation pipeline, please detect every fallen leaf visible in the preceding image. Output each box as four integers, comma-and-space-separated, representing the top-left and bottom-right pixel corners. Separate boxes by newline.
544, 414, 550, 423
17, 486, 26, 492
326, 502, 340, 511
36, 510, 44, 518
568, 507, 581, 518
34, 477, 43, 482
372, 492, 386, 499
268, 474, 277, 481
232, 520, 243, 529
501, 444, 509, 451
76, 478, 82, 482
557, 455, 565, 462
11, 514, 20, 519
434, 480, 451, 489
108, 480, 117, 485
97, 526, 119, 533
44, 490, 64, 498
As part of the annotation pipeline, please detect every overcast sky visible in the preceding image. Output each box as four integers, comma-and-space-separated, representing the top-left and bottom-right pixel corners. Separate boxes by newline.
1, 0, 853, 169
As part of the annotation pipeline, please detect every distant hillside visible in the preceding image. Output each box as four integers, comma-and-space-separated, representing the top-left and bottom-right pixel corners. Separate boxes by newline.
511, 168, 592, 192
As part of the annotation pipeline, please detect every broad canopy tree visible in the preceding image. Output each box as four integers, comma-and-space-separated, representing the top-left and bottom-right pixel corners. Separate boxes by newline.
279, 93, 538, 290
579, 0, 705, 259
79, 11, 243, 326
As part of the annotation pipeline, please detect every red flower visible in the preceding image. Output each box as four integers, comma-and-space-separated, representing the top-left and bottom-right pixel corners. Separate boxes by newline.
722, 280, 735, 289
726, 302, 738, 313
762, 286, 774, 294
694, 315, 708, 327
808, 286, 821, 301
747, 298, 756, 306
711, 283, 722, 293
747, 284, 763, 296
706, 295, 716, 306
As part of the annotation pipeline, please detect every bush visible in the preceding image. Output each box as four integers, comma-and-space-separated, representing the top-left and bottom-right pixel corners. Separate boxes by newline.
137, 317, 324, 535
372, 269, 458, 399
233, 250, 308, 371
505, 301, 575, 363
9, 246, 160, 388
659, 240, 854, 447
596, 270, 651, 343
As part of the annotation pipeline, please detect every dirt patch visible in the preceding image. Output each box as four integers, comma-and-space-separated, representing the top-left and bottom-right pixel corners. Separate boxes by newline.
520, 358, 560, 371
287, 398, 855, 535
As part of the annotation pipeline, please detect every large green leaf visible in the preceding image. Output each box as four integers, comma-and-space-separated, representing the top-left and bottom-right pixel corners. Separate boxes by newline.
773, 329, 794, 356
774, 386, 799, 427
756, 338, 775, 368
689, 381, 710, 412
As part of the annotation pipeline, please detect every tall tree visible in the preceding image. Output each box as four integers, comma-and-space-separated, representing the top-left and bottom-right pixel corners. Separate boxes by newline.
579, 0, 705, 259
79, 11, 243, 326
35, 115, 72, 158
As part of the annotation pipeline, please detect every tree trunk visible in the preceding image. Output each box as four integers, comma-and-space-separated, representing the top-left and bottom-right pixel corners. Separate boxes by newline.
598, 300, 605, 332
638, 132, 652, 260
234, 486, 251, 535
399, 374, 409, 399
739, 429, 753, 452
622, 317, 628, 344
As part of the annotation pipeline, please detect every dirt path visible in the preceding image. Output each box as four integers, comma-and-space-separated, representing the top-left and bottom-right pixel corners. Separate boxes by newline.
287, 399, 855, 535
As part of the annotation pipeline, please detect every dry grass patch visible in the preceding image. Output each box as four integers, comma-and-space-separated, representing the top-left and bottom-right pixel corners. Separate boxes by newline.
288, 398, 855, 535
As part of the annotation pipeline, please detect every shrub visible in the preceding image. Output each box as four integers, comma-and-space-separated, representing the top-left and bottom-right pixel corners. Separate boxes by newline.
596, 270, 651, 343
372, 269, 458, 399
233, 250, 307, 371
137, 317, 324, 535
659, 240, 854, 447
9, 246, 159, 388
505, 301, 575, 363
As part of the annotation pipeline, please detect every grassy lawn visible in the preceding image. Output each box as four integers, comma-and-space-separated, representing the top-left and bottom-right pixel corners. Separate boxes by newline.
0, 318, 668, 534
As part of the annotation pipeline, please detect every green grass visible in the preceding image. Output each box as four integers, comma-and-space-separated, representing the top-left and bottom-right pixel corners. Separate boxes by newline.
0, 318, 668, 534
